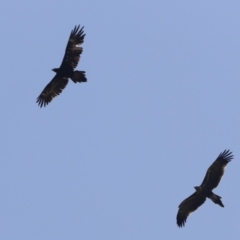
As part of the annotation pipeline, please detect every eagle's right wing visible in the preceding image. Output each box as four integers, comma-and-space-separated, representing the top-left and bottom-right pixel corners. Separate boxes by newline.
36, 75, 68, 107
177, 191, 206, 227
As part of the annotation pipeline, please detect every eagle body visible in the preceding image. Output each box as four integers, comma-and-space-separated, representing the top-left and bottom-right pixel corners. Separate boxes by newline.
36, 25, 87, 107
193, 186, 224, 207
52, 67, 73, 76
177, 150, 233, 227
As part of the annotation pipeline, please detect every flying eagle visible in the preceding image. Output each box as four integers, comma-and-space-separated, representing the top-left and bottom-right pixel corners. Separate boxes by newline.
177, 149, 233, 227
36, 25, 87, 107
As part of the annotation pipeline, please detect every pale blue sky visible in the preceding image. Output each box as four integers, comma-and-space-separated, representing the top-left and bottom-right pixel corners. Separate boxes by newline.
0, 1, 240, 239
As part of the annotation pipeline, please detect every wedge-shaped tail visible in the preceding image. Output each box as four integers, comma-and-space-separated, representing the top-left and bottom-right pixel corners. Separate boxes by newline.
71, 70, 87, 83
209, 192, 224, 207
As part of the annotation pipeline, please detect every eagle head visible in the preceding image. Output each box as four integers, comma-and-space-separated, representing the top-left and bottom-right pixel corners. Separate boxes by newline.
194, 186, 202, 191
52, 68, 59, 73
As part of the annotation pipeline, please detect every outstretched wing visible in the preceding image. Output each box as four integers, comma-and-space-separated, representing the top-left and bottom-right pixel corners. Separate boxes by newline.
36, 76, 68, 107
59, 25, 85, 71
177, 191, 206, 227
200, 150, 233, 190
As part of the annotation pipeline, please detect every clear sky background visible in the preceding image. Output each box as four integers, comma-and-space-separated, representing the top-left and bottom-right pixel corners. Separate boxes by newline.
1, 1, 240, 239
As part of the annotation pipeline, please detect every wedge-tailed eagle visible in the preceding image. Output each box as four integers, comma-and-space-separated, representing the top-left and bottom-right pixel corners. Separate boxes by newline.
36, 25, 87, 107
177, 149, 233, 227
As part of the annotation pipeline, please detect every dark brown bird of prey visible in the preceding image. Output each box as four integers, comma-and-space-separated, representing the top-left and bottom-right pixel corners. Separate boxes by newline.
36, 25, 87, 107
177, 150, 233, 227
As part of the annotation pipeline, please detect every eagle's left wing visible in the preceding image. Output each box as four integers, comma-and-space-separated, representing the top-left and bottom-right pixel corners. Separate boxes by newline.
59, 25, 85, 71
200, 150, 233, 190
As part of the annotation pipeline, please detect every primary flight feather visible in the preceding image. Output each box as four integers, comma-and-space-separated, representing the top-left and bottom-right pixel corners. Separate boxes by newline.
177, 150, 233, 227
36, 25, 87, 107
